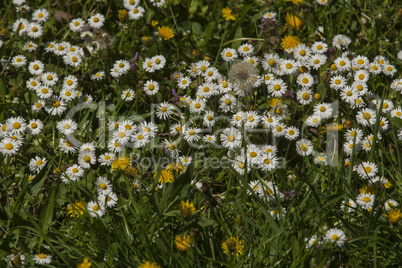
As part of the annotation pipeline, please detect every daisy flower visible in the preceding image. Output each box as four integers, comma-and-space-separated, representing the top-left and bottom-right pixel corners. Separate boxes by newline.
221, 128, 242, 150
296, 139, 313, 156
151, 55, 166, 70
340, 86, 359, 105
343, 140, 361, 156
190, 99, 206, 114
23, 41, 38, 52
80, 31, 93, 40
56, 119, 78, 135
262, 12, 276, 19
170, 123, 183, 136
184, 127, 202, 143
33, 254, 52, 265
384, 199, 399, 211
122, 89, 135, 101
29, 156, 47, 173
87, 201, 106, 218
280, 59, 298, 75
11, 55, 27, 67
63, 53, 82, 67
32, 99, 46, 112
293, 44, 312, 64
28, 60, 44, 75
232, 155, 247, 175
6, 116, 27, 134
41, 72, 58, 87
143, 80, 159, 95
368, 62, 382, 74
131, 132, 150, 148
142, 57, 155, 72
203, 67, 221, 82
354, 70, 369, 83
329, 75, 347, 90
139, 121, 158, 138
313, 154, 327, 165
12, 18, 29, 36
203, 135, 216, 144
344, 128, 363, 142
129, 5, 146, 20
382, 64, 397, 76
88, 13, 105, 29
238, 43, 254, 56
156, 102, 174, 120
356, 161, 378, 179
325, 228, 346, 247
311, 41, 328, 54
91, 71, 105, 81
244, 111, 260, 129
268, 79, 287, 97
197, 82, 217, 98
260, 153, 279, 171
334, 57, 351, 72
32, 8, 49, 23
284, 126, 299, 140
99, 192, 118, 208
179, 156, 192, 167
98, 153, 116, 166
352, 55, 369, 69
150, 0, 165, 7
59, 138, 76, 154
356, 108, 376, 126
27, 22, 43, 39
60, 88, 77, 102
36, 86, 53, 99
28, 119, 43, 135
314, 103, 333, 119
0, 138, 20, 156
78, 151, 96, 169
356, 193, 375, 210
341, 199, 357, 213
219, 94, 237, 113
178, 76, 191, 89
332, 34, 351, 50
307, 54, 327, 70
26, 77, 41, 90
296, 88, 313, 105
297, 73, 314, 88
44, 97, 67, 115
221, 48, 238, 62
64, 164, 84, 183
123, 0, 140, 10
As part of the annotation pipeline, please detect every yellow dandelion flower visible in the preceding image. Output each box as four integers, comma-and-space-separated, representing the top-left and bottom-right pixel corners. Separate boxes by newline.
154, 169, 174, 184
284, 0, 303, 5
175, 234, 191, 252
179, 200, 196, 218
152, 20, 158, 27
77, 257, 92, 268
222, 236, 244, 256
138, 261, 161, 268
359, 185, 375, 194
141, 35, 150, 45
123, 166, 138, 175
67, 201, 86, 218
285, 13, 304, 29
221, 7, 238, 21
281, 35, 301, 50
112, 156, 131, 170
319, 124, 343, 134
118, 9, 128, 22
157, 26, 174, 40
165, 162, 186, 174
387, 209, 402, 223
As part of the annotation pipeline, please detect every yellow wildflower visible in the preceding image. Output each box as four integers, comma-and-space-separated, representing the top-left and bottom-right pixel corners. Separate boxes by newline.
67, 201, 86, 218
281, 35, 301, 50
221, 7, 238, 21
387, 209, 402, 223
77, 257, 92, 268
157, 26, 174, 40
175, 234, 191, 252
222, 237, 244, 256
179, 200, 196, 218
285, 13, 304, 30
